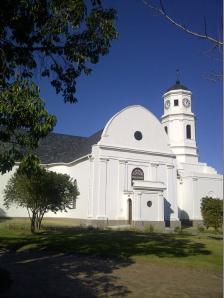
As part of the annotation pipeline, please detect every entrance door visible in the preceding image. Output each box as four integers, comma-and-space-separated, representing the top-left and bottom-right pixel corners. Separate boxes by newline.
128, 199, 132, 224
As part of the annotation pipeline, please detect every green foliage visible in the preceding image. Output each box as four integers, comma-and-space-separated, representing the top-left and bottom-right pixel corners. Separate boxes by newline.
201, 197, 223, 231
0, 0, 117, 103
197, 225, 205, 233
0, 1, 117, 174
0, 80, 56, 174
3, 168, 79, 233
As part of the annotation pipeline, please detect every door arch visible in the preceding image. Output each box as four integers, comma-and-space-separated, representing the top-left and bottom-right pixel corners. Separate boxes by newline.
128, 199, 132, 224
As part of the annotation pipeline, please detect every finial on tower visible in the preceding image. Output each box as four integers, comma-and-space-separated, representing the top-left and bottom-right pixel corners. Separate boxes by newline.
165, 70, 189, 92
176, 68, 180, 84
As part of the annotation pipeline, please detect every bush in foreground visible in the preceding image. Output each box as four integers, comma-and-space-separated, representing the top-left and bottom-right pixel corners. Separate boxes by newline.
201, 197, 223, 231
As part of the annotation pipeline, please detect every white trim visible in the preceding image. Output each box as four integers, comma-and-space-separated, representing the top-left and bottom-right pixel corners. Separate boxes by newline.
170, 145, 198, 149
133, 180, 166, 191
163, 89, 192, 97
43, 154, 90, 167
161, 113, 195, 120
180, 175, 222, 180
98, 155, 175, 168
98, 144, 176, 158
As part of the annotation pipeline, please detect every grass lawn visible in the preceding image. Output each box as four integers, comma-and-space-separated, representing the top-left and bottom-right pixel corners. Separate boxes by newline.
0, 218, 222, 272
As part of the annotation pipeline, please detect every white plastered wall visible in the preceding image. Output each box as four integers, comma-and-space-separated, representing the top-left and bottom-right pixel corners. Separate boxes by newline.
91, 147, 178, 221
89, 105, 179, 222
101, 105, 171, 153
177, 163, 223, 220
45, 159, 90, 219
0, 166, 29, 217
0, 159, 90, 219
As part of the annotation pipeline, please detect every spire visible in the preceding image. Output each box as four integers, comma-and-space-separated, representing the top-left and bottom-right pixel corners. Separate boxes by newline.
176, 68, 180, 84
165, 70, 189, 93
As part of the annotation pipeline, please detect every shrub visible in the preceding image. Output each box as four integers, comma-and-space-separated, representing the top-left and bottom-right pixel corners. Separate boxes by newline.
201, 197, 223, 231
197, 225, 205, 233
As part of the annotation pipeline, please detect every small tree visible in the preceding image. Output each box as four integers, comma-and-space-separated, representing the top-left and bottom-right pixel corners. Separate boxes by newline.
201, 197, 223, 231
3, 168, 79, 233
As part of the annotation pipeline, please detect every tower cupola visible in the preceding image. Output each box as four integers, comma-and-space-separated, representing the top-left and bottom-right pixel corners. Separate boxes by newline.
166, 79, 189, 93
161, 77, 198, 164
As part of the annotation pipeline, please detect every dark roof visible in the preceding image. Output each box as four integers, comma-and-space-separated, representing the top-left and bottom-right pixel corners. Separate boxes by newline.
35, 129, 103, 164
166, 80, 189, 92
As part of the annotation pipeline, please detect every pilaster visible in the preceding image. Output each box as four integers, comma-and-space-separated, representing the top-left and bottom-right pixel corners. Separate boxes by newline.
97, 158, 109, 219
166, 164, 178, 220
151, 163, 159, 181
158, 193, 164, 221
117, 160, 128, 218
192, 176, 199, 219
87, 156, 94, 218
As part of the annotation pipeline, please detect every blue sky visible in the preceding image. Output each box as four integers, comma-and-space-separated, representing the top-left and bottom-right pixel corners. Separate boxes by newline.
38, 0, 222, 173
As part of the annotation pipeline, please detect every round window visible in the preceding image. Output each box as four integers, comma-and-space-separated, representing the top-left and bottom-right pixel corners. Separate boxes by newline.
134, 131, 142, 140
147, 201, 152, 207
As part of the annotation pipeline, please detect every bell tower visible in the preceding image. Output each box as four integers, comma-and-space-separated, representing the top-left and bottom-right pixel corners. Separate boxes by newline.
161, 77, 198, 164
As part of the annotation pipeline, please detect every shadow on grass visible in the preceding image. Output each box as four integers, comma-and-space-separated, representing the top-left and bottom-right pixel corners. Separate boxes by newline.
0, 227, 211, 258
0, 267, 13, 295
208, 235, 223, 241
0, 227, 214, 297
0, 251, 132, 297
0, 218, 12, 223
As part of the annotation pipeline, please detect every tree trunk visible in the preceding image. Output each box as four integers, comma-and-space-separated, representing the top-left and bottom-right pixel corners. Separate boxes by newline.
36, 213, 43, 230
36, 217, 41, 230
39, 211, 45, 230
30, 212, 37, 233
31, 214, 36, 233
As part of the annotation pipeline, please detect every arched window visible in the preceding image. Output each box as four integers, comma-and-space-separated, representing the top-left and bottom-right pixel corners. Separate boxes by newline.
131, 168, 144, 185
186, 125, 191, 139
164, 126, 168, 134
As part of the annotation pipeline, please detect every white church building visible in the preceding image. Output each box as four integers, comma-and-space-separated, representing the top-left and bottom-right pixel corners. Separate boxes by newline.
0, 80, 222, 228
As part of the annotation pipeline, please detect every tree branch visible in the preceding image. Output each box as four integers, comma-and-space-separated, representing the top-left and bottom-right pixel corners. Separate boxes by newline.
142, 0, 223, 46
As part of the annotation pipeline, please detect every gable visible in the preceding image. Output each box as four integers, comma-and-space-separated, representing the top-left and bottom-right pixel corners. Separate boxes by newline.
99, 105, 171, 154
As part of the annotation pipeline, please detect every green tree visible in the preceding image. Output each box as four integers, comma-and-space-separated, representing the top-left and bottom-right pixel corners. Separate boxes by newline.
0, 80, 57, 174
201, 197, 223, 231
0, 0, 117, 102
3, 167, 79, 233
0, 0, 117, 174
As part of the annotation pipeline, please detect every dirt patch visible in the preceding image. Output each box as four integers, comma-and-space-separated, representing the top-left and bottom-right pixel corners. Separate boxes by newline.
0, 251, 222, 298
113, 260, 222, 298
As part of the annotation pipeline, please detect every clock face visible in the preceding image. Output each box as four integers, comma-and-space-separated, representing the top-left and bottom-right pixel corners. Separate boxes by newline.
183, 98, 190, 108
165, 100, 170, 109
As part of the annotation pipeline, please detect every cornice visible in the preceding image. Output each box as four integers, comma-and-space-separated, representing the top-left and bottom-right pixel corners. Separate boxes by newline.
161, 113, 195, 120
98, 144, 176, 159
163, 89, 192, 97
